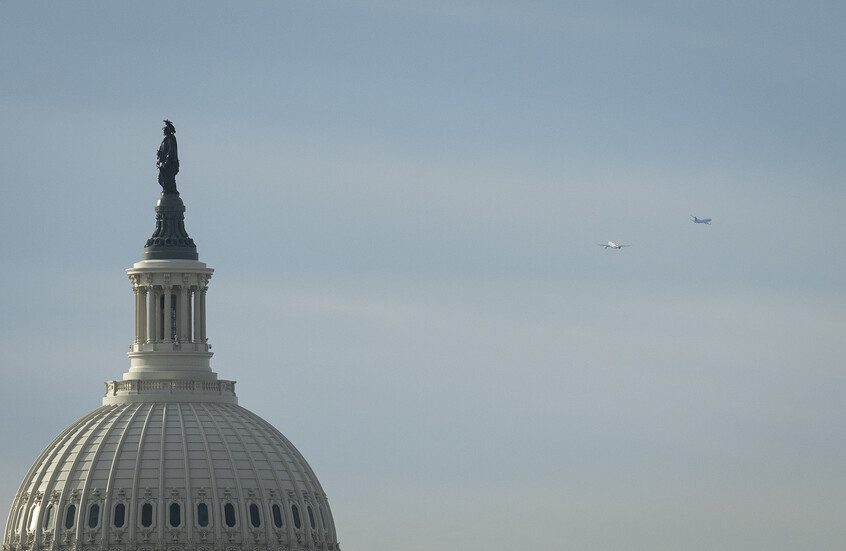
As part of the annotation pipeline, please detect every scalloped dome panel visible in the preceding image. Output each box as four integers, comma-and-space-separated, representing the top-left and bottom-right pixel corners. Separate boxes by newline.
5, 402, 338, 551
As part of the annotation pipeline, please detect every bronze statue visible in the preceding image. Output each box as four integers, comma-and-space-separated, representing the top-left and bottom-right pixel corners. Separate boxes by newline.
157, 120, 180, 194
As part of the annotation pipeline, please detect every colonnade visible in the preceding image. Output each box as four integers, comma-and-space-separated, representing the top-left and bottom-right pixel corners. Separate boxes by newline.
132, 278, 208, 345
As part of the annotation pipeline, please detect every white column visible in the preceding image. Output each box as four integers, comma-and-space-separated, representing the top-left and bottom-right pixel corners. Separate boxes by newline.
133, 286, 139, 343
138, 287, 147, 344
179, 286, 190, 343
133, 287, 142, 343
186, 288, 193, 343
199, 285, 208, 342
147, 287, 157, 343
192, 287, 201, 343
162, 286, 173, 343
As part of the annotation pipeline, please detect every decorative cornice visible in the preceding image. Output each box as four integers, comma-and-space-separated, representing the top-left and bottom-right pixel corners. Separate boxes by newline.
103, 379, 237, 405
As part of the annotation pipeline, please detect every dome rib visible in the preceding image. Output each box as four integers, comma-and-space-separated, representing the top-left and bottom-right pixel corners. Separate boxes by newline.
198, 402, 247, 543
245, 413, 307, 509
52, 406, 121, 545
156, 403, 169, 543
9, 408, 104, 547
128, 403, 155, 545
100, 404, 143, 545
76, 404, 132, 545
24, 408, 105, 499
185, 402, 222, 542
213, 406, 270, 537
248, 409, 337, 536
174, 404, 192, 529
229, 407, 295, 537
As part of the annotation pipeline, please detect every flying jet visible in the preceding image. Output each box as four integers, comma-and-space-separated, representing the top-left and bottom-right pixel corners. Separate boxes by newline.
598, 241, 631, 249
691, 215, 712, 224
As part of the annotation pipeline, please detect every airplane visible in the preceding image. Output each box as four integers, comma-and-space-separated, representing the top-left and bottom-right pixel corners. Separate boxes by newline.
598, 241, 631, 249
691, 215, 712, 224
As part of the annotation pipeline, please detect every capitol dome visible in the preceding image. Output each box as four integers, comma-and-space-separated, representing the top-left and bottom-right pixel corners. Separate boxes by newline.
2, 127, 340, 551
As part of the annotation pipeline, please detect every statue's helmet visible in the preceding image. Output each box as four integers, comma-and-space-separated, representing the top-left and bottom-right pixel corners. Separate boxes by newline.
163, 119, 175, 133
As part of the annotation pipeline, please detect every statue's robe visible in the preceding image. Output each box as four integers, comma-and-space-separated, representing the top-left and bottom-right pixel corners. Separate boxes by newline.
157, 133, 180, 194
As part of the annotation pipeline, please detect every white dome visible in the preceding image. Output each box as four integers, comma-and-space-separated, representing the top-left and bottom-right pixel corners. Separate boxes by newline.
4, 400, 338, 551
4, 186, 341, 551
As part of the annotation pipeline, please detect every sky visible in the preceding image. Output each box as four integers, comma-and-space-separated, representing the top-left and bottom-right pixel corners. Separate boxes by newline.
0, 1, 844, 550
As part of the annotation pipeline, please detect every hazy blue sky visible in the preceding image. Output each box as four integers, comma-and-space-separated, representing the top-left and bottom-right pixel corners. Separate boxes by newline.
1, 2, 844, 550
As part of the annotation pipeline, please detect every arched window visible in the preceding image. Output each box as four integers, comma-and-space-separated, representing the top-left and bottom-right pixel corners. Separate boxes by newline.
169, 503, 181, 527
307, 505, 316, 530
87, 504, 100, 529
64, 505, 76, 530
271, 504, 283, 528
223, 503, 237, 527
319, 506, 327, 530
43, 505, 56, 532
113, 504, 126, 528
141, 503, 153, 527
197, 503, 209, 527
291, 504, 301, 529
249, 503, 261, 528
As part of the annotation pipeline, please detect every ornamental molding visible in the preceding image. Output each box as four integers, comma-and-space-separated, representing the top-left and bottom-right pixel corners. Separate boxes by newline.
103, 379, 237, 401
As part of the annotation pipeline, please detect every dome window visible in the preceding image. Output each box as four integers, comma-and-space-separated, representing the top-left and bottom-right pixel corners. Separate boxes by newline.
271, 504, 284, 529
87, 504, 100, 529
43, 505, 56, 532
197, 503, 210, 527
113, 504, 126, 528
169, 503, 181, 527
291, 505, 301, 529
141, 503, 154, 527
223, 503, 237, 527
16, 506, 26, 533
319, 506, 327, 530
307, 505, 316, 530
27, 504, 41, 532
64, 505, 76, 530
249, 503, 261, 528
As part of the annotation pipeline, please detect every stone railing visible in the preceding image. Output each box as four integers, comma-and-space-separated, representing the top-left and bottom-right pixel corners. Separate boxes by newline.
103, 379, 237, 404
